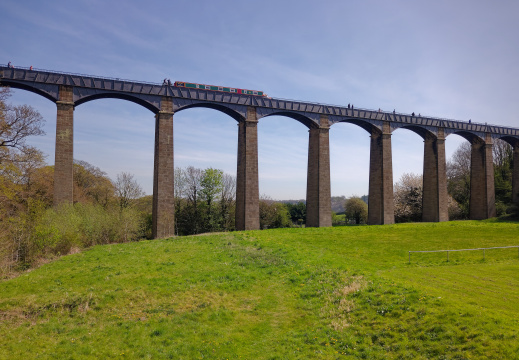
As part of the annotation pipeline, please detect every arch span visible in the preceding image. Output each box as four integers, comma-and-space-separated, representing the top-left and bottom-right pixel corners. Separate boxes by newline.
75, 92, 160, 113
331, 118, 380, 134
259, 111, 319, 129
0, 79, 58, 103
175, 103, 245, 122
448, 130, 484, 144
499, 135, 519, 147
396, 125, 436, 140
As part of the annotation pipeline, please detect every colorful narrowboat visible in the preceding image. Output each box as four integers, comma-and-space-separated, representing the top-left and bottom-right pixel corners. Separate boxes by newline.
174, 81, 267, 97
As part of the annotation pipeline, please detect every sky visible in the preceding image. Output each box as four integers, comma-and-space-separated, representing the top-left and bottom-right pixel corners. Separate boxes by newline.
2, 0, 518, 199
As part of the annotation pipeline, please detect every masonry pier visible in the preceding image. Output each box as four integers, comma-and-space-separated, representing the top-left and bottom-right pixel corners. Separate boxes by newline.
306, 115, 332, 227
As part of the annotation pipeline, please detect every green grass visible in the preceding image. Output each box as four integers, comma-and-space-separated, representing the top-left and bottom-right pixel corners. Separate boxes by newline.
1, 220, 519, 359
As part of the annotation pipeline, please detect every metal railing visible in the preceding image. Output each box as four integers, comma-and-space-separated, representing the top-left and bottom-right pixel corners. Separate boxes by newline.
1, 64, 163, 85
408, 245, 519, 263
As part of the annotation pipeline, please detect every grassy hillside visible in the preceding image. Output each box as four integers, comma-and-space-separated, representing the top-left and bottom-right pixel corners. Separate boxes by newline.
1, 220, 519, 359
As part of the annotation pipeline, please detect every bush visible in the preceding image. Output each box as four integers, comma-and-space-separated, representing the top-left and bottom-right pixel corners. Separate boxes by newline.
33, 203, 146, 259
259, 199, 292, 229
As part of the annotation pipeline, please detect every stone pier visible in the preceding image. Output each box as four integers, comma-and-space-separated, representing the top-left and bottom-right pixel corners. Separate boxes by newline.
368, 122, 394, 225
152, 97, 175, 238
422, 129, 449, 222
53, 85, 74, 206
306, 115, 332, 227
469, 134, 496, 219
235, 106, 260, 230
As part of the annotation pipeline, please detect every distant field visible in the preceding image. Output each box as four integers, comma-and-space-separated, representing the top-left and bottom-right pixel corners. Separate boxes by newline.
1, 220, 519, 359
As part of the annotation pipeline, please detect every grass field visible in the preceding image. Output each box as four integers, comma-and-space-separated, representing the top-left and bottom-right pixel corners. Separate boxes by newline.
1, 220, 519, 359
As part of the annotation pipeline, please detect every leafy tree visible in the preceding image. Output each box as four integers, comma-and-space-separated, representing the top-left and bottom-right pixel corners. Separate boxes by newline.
447, 142, 471, 218
344, 196, 368, 224
174, 166, 237, 235
447, 139, 514, 217
493, 139, 513, 215
184, 166, 203, 234
259, 196, 291, 229
200, 168, 223, 232
74, 160, 115, 207
285, 201, 306, 226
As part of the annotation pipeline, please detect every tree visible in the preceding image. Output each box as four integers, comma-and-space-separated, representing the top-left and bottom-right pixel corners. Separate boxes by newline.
344, 196, 368, 224
393, 173, 423, 223
218, 172, 236, 231
74, 160, 115, 207
492, 139, 513, 214
447, 139, 514, 217
113, 172, 144, 209
199, 168, 224, 232
446, 142, 471, 218
0, 88, 45, 164
286, 201, 306, 226
259, 196, 291, 229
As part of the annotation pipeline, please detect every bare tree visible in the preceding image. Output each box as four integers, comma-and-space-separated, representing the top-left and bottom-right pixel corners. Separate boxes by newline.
174, 167, 188, 199
219, 173, 236, 230
114, 172, 144, 209
0, 88, 45, 164
447, 141, 471, 179
493, 139, 513, 168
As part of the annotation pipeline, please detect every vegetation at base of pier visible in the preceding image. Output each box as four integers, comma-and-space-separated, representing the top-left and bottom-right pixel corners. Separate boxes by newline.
1, 221, 519, 359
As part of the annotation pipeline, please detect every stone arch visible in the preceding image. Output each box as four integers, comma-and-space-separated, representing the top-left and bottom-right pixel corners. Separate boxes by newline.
448, 130, 485, 145
75, 92, 160, 113
394, 125, 436, 140
175, 103, 245, 122
331, 118, 380, 134
330, 118, 394, 224
393, 125, 450, 223
499, 135, 519, 147
447, 131, 495, 219
258, 111, 319, 129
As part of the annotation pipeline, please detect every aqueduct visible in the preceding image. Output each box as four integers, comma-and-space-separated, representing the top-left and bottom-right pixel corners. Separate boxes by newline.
2, 65, 518, 238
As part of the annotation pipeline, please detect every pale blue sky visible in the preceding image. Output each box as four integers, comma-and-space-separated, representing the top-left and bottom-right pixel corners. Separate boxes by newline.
2, 0, 518, 199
